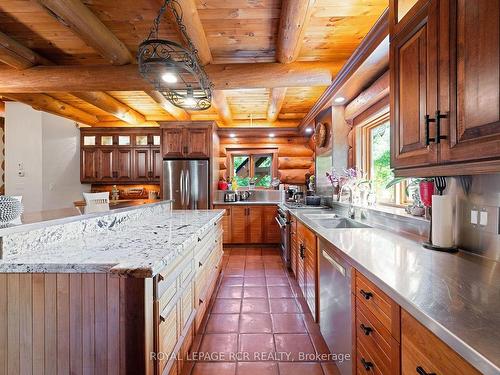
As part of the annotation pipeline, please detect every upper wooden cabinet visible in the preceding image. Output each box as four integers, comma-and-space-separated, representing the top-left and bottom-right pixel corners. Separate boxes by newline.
161, 122, 212, 159
80, 128, 161, 184
391, 0, 500, 176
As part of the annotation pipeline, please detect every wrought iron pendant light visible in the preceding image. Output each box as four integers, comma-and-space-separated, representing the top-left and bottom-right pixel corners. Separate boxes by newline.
138, 0, 212, 110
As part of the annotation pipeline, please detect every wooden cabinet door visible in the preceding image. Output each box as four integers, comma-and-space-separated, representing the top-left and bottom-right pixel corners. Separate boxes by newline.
401, 310, 480, 375
97, 148, 115, 181
162, 128, 184, 158
296, 222, 307, 299
133, 148, 150, 181
263, 205, 281, 243
441, 0, 500, 163
81, 148, 98, 182
304, 236, 317, 321
247, 206, 264, 244
214, 205, 232, 244
230, 206, 247, 243
390, 0, 439, 169
185, 128, 210, 158
115, 148, 133, 181
151, 147, 162, 182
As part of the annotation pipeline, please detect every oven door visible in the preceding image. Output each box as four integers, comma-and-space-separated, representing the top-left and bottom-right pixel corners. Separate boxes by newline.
275, 212, 290, 267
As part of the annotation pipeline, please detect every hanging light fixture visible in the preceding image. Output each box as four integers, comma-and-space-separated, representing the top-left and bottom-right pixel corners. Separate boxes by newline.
138, 0, 212, 110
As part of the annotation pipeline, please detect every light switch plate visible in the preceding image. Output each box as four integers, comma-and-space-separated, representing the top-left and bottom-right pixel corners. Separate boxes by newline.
470, 209, 478, 225
480, 210, 488, 226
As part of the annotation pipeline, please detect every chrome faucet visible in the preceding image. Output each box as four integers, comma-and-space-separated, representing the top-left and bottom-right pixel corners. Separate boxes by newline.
340, 185, 355, 219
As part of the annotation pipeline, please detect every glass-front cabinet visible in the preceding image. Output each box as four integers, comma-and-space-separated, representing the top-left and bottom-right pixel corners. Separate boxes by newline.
80, 128, 162, 184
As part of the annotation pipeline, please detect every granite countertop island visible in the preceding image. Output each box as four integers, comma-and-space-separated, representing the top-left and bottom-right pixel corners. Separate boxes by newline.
0, 201, 224, 277
284, 206, 500, 375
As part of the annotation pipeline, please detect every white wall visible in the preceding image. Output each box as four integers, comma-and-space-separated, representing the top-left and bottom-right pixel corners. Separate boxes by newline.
5, 102, 90, 212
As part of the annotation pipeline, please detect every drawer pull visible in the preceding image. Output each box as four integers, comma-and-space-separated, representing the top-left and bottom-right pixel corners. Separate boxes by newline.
158, 274, 164, 282
360, 289, 373, 300
159, 315, 165, 323
199, 298, 204, 304
360, 358, 373, 371
416, 366, 436, 375
199, 261, 203, 267
360, 323, 373, 336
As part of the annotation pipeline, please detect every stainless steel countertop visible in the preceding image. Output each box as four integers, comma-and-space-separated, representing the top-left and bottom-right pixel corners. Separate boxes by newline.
213, 200, 281, 205
286, 207, 500, 375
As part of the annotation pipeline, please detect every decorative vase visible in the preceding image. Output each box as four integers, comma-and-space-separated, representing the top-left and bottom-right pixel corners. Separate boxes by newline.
0, 196, 24, 223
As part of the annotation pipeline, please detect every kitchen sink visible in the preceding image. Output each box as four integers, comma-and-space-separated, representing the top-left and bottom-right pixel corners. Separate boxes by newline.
304, 213, 341, 220
315, 218, 371, 229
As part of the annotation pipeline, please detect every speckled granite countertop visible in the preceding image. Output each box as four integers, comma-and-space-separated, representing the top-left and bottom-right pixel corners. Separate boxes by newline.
285, 207, 500, 375
213, 200, 281, 205
0, 201, 224, 278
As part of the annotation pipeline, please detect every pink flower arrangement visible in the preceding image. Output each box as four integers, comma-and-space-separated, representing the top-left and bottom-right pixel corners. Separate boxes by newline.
326, 168, 365, 190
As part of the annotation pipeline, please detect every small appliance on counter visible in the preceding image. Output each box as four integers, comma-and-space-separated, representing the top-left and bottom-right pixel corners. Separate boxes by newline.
238, 191, 251, 201
224, 191, 237, 202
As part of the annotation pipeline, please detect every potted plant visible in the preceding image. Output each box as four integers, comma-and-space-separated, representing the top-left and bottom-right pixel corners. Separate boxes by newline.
385, 177, 434, 216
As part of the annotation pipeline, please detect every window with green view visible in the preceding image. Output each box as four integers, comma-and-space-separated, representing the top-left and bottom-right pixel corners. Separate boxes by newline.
369, 122, 395, 203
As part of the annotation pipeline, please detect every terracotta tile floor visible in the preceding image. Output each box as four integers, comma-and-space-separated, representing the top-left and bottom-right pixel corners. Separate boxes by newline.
182, 247, 341, 375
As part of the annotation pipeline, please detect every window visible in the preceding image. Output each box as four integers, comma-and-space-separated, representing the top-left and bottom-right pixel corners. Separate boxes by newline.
358, 113, 406, 206
229, 149, 276, 188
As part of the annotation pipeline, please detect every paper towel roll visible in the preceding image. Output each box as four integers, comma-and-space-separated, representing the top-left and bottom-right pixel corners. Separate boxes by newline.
432, 195, 454, 248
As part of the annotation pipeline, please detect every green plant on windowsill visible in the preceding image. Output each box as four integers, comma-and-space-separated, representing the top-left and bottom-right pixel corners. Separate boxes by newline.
385, 177, 433, 216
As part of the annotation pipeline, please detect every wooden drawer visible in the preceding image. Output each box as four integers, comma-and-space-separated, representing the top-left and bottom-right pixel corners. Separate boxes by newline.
158, 279, 178, 314
356, 337, 384, 375
355, 271, 400, 336
401, 310, 480, 375
356, 302, 400, 374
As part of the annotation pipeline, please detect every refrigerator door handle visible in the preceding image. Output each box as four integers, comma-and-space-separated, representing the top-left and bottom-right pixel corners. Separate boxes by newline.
185, 169, 190, 208
180, 169, 185, 207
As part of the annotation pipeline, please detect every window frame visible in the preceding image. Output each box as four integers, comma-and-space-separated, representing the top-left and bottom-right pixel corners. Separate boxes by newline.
356, 112, 408, 207
227, 148, 278, 189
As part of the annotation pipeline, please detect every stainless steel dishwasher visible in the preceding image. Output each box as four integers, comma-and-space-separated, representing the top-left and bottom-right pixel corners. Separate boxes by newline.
319, 239, 353, 375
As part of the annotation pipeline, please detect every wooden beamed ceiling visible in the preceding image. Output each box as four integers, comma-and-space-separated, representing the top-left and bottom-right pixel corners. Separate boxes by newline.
0, 0, 387, 128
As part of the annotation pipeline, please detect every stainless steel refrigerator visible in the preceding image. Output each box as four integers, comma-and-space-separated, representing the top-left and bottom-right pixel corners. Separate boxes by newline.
163, 160, 209, 209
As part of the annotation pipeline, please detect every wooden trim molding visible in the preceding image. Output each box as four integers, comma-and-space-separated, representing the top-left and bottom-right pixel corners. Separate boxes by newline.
298, 8, 389, 133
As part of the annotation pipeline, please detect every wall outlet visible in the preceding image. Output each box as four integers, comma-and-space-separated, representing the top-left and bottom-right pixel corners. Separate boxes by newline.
470, 209, 478, 225
480, 210, 488, 226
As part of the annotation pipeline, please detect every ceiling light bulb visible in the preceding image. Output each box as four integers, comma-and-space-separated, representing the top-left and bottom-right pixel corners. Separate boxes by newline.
305, 127, 313, 133
269, 133, 275, 138
334, 97, 346, 104
184, 97, 196, 107
162, 72, 178, 84
229, 133, 236, 138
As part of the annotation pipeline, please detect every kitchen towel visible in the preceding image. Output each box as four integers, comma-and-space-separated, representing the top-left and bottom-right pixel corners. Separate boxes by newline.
432, 195, 454, 248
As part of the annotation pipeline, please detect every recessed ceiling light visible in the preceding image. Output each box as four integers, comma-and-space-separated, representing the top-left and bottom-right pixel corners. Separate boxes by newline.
305, 127, 313, 133
229, 133, 236, 138
269, 133, 275, 138
334, 97, 346, 104
161, 72, 178, 84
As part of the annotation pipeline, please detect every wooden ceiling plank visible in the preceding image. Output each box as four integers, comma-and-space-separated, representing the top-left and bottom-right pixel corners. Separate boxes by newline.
35, 0, 133, 65
211, 90, 233, 125
0, 31, 53, 69
146, 90, 191, 121
0, 62, 333, 92
276, 0, 316, 63
1, 93, 97, 125
266, 87, 287, 122
168, 0, 212, 65
71, 91, 148, 125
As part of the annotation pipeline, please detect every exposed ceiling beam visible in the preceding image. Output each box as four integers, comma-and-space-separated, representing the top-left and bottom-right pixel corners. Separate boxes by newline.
217, 127, 300, 138
344, 70, 389, 122
93, 121, 159, 128
146, 91, 191, 121
276, 0, 316, 63
1, 93, 98, 125
217, 119, 298, 128
167, 0, 212, 65
0, 31, 53, 69
211, 90, 232, 125
71, 92, 149, 125
266, 87, 287, 122
0, 62, 333, 92
298, 8, 389, 133
35, 0, 133, 65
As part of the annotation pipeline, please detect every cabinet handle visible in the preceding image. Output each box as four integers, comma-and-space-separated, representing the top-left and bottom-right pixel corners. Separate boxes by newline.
416, 366, 436, 375
199, 298, 204, 304
360, 358, 374, 371
425, 114, 436, 146
434, 110, 447, 144
360, 289, 373, 300
299, 244, 305, 259
199, 261, 203, 267
360, 323, 373, 336
183, 146, 188, 154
